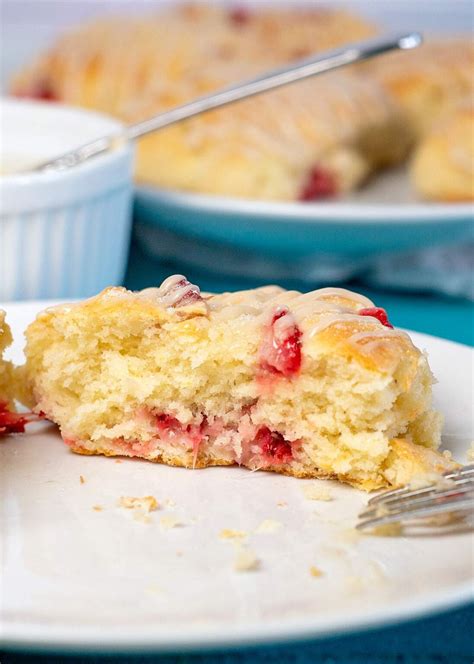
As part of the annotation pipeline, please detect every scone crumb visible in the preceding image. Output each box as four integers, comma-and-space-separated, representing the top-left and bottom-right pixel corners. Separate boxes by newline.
234, 547, 260, 572
255, 519, 282, 534
219, 528, 247, 540
160, 514, 183, 530
133, 512, 152, 524
277, 501, 287, 508
309, 565, 323, 578
166, 498, 176, 507
92, 505, 103, 512
118, 496, 159, 512
79, 475, 85, 484
302, 482, 333, 501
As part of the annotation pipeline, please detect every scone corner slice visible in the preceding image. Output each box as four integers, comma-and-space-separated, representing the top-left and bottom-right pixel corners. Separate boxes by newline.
19, 277, 455, 489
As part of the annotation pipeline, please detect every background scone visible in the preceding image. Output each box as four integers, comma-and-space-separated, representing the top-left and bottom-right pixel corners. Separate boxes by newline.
9, 5, 409, 201
11, 5, 473, 202
19, 277, 454, 489
411, 104, 474, 202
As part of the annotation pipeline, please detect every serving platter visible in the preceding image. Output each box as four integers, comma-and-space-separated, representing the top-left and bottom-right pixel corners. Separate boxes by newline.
1, 299, 473, 653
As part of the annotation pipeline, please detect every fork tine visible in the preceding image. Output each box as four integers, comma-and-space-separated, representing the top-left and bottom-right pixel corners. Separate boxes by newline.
359, 483, 474, 520
368, 475, 474, 510
362, 480, 474, 514
357, 494, 473, 531
367, 464, 474, 506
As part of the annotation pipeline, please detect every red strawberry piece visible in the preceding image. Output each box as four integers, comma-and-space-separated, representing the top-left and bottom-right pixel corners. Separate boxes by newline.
299, 166, 337, 201
229, 7, 252, 25
0, 401, 40, 435
260, 307, 302, 377
156, 414, 183, 437
255, 427, 293, 464
17, 79, 58, 102
358, 307, 394, 329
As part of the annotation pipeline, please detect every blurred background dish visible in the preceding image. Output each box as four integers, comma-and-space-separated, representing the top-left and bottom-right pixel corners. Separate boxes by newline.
10, 4, 474, 204
5, 0, 473, 301
0, 0, 473, 301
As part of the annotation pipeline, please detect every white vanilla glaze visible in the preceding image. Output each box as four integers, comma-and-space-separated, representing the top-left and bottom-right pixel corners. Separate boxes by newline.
41, 277, 408, 359
271, 306, 297, 342
202, 280, 408, 344
139, 275, 201, 308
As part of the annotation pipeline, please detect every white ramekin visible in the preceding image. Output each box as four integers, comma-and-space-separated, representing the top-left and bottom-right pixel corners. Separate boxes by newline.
0, 98, 134, 301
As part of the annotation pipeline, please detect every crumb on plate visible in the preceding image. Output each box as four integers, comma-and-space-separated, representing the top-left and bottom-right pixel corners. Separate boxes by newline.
118, 495, 159, 512
219, 528, 248, 540
79, 475, 85, 484
301, 482, 333, 501
133, 512, 152, 524
255, 519, 282, 534
234, 547, 260, 572
160, 514, 183, 530
309, 565, 323, 578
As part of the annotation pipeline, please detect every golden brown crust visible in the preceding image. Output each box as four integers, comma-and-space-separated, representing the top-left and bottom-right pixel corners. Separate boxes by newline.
69, 442, 337, 479
368, 40, 474, 137
68, 438, 457, 492
411, 104, 474, 202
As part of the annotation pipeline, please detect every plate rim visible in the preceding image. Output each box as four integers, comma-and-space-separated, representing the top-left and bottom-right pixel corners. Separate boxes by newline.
135, 185, 474, 223
1, 583, 473, 653
1, 301, 473, 653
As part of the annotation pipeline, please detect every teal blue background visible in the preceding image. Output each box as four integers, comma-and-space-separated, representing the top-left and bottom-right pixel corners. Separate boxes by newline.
3, 240, 472, 663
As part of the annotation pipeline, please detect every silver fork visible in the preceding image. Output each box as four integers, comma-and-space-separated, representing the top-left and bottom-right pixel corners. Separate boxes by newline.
357, 464, 474, 531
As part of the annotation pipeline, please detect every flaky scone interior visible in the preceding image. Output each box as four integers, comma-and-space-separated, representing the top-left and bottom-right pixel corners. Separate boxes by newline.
18, 277, 455, 489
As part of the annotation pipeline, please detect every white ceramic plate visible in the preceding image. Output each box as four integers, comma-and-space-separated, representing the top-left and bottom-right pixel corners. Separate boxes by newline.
1, 300, 473, 654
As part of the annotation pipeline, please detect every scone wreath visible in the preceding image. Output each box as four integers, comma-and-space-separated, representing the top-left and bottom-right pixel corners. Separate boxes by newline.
0, 311, 38, 435
18, 276, 454, 490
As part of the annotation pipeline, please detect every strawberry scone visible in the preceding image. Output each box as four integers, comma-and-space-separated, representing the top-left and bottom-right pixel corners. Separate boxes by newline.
18, 277, 454, 489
